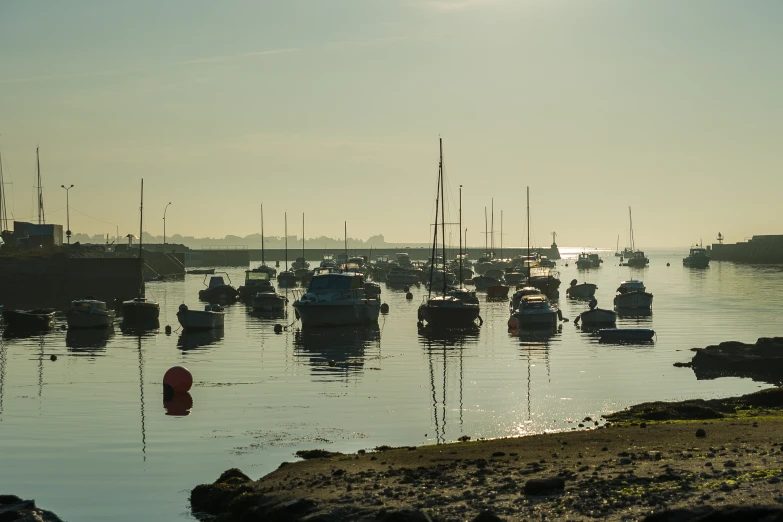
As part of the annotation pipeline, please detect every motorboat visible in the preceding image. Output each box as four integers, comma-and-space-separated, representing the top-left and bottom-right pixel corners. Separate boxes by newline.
291, 257, 309, 271
526, 266, 561, 294
589, 253, 602, 268
66, 299, 116, 329
292, 272, 381, 327
198, 274, 239, 303
120, 298, 160, 326
177, 303, 225, 331
386, 267, 420, 285
575, 299, 617, 327
255, 265, 277, 279
251, 290, 287, 314
509, 286, 542, 313
277, 270, 298, 287
626, 251, 649, 268
486, 284, 510, 300
320, 254, 337, 268
238, 270, 276, 301
598, 328, 655, 343
510, 294, 560, 329
2, 309, 56, 330
576, 253, 593, 269
539, 256, 556, 268
683, 246, 710, 268
503, 270, 526, 286
614, 280, 653, 311
472, 275, 499, 291
566, 279, 597, 299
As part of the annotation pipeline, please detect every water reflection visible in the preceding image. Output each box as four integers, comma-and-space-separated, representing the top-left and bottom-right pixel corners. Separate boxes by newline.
177, 329, 225, 351
120, 320, 160, 335
66, 326, 115, 354
417, 326, 479, 444
2, 325, 56, 340
163, 389, 193, 416
0, 340, 6, 417
516, 328, 553, 426
293, 325, 381, 379
248, 308, 287, 320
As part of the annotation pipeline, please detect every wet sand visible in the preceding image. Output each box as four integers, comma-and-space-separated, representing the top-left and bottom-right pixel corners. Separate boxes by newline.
191, 388, 783, 521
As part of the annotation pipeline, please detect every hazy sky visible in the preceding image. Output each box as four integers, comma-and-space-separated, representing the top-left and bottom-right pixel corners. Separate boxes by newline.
1, 0, 781, 248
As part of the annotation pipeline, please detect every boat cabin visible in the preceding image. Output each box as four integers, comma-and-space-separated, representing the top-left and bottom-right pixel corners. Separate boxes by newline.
70, 299, 109, 312
396, 253, 412, 267
207, 276, 227, 288
306, 273, 366, 293
518, 294, 551, 310
617, 280, 646, 293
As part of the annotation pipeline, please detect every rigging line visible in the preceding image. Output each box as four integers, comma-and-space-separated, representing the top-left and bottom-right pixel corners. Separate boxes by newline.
68, 206, 118, 226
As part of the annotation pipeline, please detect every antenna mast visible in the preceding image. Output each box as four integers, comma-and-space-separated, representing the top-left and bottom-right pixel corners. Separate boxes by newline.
0, 144, 8, 232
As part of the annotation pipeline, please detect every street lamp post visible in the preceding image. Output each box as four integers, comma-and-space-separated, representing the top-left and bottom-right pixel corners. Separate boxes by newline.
163, 202, 172, 245
61, 184, 74, 244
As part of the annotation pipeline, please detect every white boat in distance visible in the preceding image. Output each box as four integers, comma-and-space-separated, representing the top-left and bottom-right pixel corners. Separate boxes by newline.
177, 303, 225, 331
66, 299, 116, 329
614, 280, 653, 310
292, 272, 381, 327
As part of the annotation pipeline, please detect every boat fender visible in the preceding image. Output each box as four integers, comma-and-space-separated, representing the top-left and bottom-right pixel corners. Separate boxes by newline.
406, 292, 413, 300
294, 308, 300, 320
179, 304, 188, 313
380, 303, 390, 314
165, 325, 172, 335
570, 279, 578, 286
274, 324, 283, 334
557, 309, 563, 321
417, 308, 424, 322
477, 315, 484, 326
574, 315, 581, 326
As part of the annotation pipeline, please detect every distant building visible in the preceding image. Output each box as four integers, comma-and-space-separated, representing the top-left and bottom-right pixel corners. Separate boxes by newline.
4, 221, 64, 248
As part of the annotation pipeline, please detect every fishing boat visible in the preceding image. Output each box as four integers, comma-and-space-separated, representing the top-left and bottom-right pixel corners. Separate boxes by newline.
566, 279, 597, 299
2, 309, 56, 330
292, 272, 381, 327
575, 299, 617, 327
683, 244, 710, 268
613, 280, 653, 311
121, 179, 160, 326
177, 303, 225, 331
576, 253, 592, 269
386, 267, 420, 285
509, 286, 542, 313
251, 288, 287, 314
66, 299, 116, 329
198, 274, 239, 303
510, 294, 560, 329
238, 269, 278, 301
418, 141, 480, 328
256, 204, 277, 278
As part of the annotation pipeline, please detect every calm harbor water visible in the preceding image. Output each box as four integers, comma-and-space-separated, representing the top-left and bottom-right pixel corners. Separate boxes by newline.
1, 248, 782, 521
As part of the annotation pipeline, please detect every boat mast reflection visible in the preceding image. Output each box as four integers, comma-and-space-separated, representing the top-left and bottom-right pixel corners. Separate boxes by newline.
418, 325, 479, 444
0, 339, 6, 418
515, 328, 556, 427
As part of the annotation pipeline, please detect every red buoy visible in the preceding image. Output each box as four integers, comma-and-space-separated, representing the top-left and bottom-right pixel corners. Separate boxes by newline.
163, 366, 193, 393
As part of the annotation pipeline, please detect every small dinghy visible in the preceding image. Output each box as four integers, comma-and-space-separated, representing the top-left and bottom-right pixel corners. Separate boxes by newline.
598, 328, 655, 343
177, 303, 225, 331
2, 309, 56, 330
566, 279, 596, 299
575, 299, 617, 327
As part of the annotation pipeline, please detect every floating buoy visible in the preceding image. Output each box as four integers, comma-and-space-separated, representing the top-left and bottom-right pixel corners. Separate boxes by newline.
328, 360, 336, 367
564, 263, 569, 267
165, 325, 172, 335
380, 303, 390, 314
666, 262, 670, 267
50, 354, 57, 361
274, 324, 283, 334
406, 292, 413, 300
507, 317, 519, 329
404, 285, 410, 293
163, 366, 193, 393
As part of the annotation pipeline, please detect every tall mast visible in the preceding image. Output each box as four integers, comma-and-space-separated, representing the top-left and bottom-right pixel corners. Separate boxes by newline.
439, 137, 446, 295
629, 207, 635, 251
36, 147, 45, 224
459, 185, 463, 287
139, 179, 144, 298
526, 187, 530, 270
344, 221, 347, 260
260, 204, 265, 266
302, 212, 305, 266
484, 207, 487, 254
284, 212, 288, 270
0, 144, 7, 232
500, 210, 503, 259
428, 139, 441, 299
490, 198, 494, 257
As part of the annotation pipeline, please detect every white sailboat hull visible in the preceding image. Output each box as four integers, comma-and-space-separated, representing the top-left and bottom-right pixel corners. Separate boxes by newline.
293, 301, 380, 327
177, 310, 225, 330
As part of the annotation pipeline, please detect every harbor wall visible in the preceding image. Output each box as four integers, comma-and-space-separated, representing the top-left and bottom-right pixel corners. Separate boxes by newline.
710, 235, 783, 264
246, 246, 561, 263
0, 255, 142, 309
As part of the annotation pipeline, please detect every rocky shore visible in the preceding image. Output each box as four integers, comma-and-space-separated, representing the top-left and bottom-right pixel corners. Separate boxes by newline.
192, 387, 783, 521
0, 496, 63, 522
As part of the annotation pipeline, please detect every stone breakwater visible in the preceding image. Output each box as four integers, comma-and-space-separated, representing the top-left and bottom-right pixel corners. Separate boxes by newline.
191, 389, 783, 522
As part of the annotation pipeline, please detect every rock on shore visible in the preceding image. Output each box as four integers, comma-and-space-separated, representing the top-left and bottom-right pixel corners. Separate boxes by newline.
677, 337, 783, 385
191, 388, 783, 521
0, 495, 64, 522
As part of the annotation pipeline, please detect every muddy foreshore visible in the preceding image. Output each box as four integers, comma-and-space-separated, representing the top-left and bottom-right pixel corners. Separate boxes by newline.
191, 388, 783, 521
